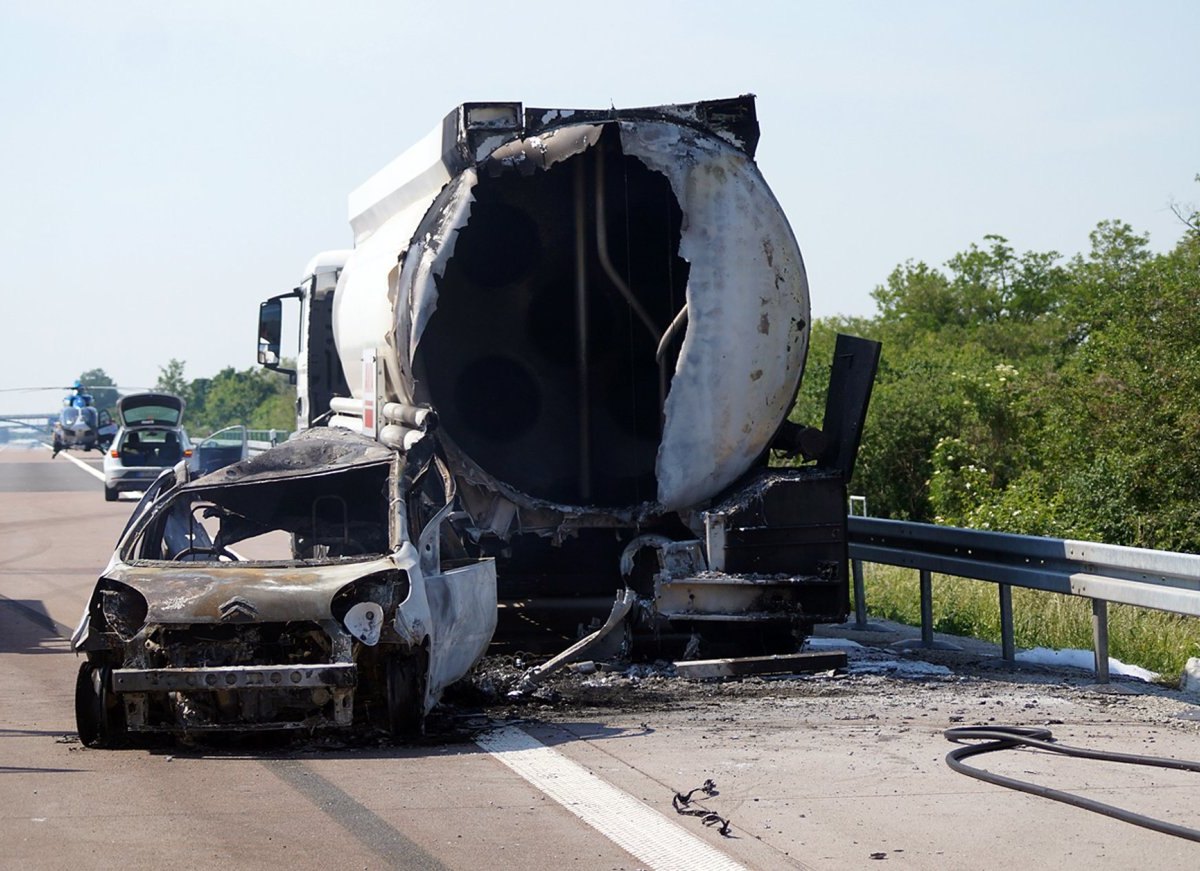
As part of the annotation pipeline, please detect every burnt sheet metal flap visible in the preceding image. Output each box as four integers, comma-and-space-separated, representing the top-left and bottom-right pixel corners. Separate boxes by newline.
818, 334, 882, 481
188, 427, 392, 489
675, 651, 847, 679
482, 123, 603, 177
524, 94, 759, 156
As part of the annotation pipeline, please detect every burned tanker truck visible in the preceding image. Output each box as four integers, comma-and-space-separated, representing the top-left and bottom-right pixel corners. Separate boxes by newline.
73, 96, 876, 745
259, 95, 879, 655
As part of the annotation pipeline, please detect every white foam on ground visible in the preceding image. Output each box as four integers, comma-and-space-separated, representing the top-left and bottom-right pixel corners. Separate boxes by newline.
848, 660, 953, 677
804, 637, 864, 650
1015, 647, 1159, 682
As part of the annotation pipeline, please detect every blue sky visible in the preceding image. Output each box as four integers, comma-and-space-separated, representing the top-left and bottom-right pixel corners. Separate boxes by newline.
1, 1, 1197, 414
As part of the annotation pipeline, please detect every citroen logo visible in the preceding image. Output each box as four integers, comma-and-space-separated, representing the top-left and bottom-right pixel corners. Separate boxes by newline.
219, 596, 258, 622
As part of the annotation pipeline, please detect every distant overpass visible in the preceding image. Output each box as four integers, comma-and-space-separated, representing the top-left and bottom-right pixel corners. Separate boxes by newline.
0, 413, 53, 436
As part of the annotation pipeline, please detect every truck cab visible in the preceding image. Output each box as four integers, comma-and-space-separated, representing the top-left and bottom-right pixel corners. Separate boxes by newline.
258, 250, 352, 431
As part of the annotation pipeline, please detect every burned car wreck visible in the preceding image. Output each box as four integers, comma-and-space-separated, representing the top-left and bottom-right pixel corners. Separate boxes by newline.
72, 428, 496, 746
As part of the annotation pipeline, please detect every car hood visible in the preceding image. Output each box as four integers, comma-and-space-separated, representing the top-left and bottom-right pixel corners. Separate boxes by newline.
106, 555, 400, 624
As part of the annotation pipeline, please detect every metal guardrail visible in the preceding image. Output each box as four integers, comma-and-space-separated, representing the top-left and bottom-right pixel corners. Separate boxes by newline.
245, 430, 291, 455
846, 516, 1200, 682
246, 429, 290, 445
191, 429, 290, 457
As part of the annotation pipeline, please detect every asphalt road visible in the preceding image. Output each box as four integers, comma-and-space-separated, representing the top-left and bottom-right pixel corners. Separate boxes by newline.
0, 446, 103, 492
2, 444, 1199, 869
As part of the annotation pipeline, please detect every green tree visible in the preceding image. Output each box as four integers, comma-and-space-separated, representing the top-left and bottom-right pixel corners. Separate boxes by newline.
870, 236, 1069, 338
829, 212, 1200, 551
155, 359, 190, 403
251, 390, 297, 431
195, 368, 272, 431
184, 366, 295, 435
1036, 226, 1200, 549
841, 236, 1067, 520
188, 377, 212, 426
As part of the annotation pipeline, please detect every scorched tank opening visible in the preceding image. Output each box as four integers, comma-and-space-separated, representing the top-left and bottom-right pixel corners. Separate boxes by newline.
415, 125, 690, 509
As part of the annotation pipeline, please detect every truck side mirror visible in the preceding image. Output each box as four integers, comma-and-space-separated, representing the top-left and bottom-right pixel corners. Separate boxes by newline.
258, 299, 283, 365
257, 292, 298, 380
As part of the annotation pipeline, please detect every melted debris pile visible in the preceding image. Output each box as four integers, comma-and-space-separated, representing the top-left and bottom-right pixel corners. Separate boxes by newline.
452, 655, 681, 710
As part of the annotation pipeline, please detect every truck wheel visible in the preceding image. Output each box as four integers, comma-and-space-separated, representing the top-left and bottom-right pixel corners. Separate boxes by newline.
104, 485, 118, 502
75, 662, 126, 748
384, 651, 427, 738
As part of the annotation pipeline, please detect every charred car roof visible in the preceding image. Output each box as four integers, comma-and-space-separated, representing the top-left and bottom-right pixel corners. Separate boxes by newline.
184, 427, 395, 490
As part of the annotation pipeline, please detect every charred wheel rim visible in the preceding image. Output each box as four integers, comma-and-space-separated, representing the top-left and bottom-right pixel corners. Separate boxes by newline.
384, 651, 427, 738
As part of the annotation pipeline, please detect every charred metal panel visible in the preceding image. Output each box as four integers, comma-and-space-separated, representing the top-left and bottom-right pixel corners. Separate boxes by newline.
704, 469, 852, 622
654, 573, 825, 621
454, 102, 524, 166
112, 664, 357, 693
423, 559, 499, 701
817, 334, 882, 481
525, 94, 760, 157
104, 561, 401, 625
188, 427, 394, 487
633, 120, 808, 510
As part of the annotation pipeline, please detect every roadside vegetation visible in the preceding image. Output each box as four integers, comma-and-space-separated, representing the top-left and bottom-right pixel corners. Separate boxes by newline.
73, 359, 295, 437
151, 358, 295, 435
789, 177, 1200, 678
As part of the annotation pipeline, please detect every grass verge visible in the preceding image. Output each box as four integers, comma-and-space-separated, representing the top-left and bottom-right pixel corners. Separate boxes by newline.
860, 563, 1200, 683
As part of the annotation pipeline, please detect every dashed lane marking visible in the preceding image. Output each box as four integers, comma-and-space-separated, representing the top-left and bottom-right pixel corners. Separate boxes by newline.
476, 725, 747, 871
44, 443, 105, 482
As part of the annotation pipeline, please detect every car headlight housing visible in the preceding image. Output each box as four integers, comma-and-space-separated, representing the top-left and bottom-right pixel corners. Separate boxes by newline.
331, 570, 410, 646
93, 579, 149, 642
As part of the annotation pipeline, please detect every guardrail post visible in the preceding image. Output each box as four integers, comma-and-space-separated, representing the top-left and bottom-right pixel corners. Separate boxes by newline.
853, 559, 868, 629
919, 569, 934, 647
998, 584, 1015, 662
1091, 599, 1110, 683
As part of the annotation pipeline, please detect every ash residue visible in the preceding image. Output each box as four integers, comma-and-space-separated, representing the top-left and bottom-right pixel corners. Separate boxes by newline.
448, 654, 682, 715
436, 634, 1200, 739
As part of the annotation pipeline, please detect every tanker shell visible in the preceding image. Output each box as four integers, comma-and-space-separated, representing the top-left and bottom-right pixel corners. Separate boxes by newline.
335, 112, 809, 522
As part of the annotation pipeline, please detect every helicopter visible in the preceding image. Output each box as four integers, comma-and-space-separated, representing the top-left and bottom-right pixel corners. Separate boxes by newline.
49, 382, 116, 456
0, 381, 139, 456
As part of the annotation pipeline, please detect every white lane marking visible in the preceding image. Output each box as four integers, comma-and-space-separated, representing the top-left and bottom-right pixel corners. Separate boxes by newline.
49, 444, 105, 482
476, 725, 746, 871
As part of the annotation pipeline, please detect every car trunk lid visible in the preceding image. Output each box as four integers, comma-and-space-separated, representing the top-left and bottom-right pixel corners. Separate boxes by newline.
117, 392, 185, 428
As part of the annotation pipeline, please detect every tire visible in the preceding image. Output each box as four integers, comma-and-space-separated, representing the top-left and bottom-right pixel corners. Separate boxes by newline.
75, 662, 126, 748
104, 484, 118, 502
384, 651, 428, 738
